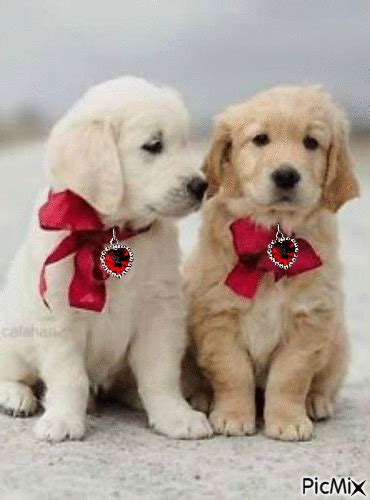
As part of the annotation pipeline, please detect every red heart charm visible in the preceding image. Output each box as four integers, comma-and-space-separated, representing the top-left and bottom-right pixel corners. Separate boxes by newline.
267, 237, 298, 269
100, 244, 133, 278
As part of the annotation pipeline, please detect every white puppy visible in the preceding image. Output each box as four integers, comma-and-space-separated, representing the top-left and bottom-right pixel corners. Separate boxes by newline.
0, 77, 212, 441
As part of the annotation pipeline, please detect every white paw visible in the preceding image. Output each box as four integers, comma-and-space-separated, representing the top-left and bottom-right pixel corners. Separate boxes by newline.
34, 413, 85, 442
0, 382, 38, 417
149, 401, 213, 439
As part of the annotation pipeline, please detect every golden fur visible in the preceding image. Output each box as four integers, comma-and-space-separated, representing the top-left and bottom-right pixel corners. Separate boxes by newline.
184, 86, 359, 441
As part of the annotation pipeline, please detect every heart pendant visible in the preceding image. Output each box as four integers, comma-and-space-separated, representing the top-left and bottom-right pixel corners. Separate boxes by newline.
100, 228, 133, 279
267, 224, 298, 270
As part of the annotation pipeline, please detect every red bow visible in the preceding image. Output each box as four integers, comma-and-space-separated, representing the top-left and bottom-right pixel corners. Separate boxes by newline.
225, 218, 322, 299
39, 190, 149, 312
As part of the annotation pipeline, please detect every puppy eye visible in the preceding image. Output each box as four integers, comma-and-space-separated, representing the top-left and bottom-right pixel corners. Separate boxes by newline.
142, 138, 163, 154
303, 135, 319, 150
253, 134, 270, 147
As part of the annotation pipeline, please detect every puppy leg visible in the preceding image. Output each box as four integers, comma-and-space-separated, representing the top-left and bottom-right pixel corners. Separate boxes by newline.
307, 327, 348, 421
0, 348, 38, 417
129, 296, 212, 439
192, 312, 256, 436
181, 351, 213, 414
264, 311, 332, 441
34, 325, 89, 442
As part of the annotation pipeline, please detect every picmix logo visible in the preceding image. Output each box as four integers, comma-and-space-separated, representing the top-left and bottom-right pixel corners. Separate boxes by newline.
302, 477, 366, 497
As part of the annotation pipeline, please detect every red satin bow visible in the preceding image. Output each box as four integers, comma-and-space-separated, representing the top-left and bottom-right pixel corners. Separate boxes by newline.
39, 190, 148, 312
225, 218, 322, 299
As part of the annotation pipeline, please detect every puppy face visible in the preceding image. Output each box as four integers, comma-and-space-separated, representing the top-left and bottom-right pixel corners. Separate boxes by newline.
204, 86, 359, 220
47, 77, 207, 223
116, 95, 205, 219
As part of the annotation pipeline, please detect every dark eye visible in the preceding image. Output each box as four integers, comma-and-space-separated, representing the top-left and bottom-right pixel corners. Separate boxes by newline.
303, 135, 319, 150
142, 138, 163, 154
253, 134, 270, 147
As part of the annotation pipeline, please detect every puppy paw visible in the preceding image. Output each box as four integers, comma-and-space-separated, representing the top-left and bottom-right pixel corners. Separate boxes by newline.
0, 382, 38, 417
209, 408, 256, 436
306, 393, 334, 421
34, 413, 85, 442
150, 403, 213, 439
265, 415, 313, 441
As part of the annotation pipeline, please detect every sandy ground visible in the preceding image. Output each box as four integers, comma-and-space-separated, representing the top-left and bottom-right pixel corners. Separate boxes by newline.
0, 139, 369, 499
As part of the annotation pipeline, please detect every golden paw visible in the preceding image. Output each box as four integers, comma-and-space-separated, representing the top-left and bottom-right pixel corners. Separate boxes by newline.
210, 408, 256, 436
306, 393, 334, 421
265, 415, 313, 441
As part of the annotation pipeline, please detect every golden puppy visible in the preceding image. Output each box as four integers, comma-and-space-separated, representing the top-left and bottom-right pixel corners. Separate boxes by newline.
184, 86, 359, 441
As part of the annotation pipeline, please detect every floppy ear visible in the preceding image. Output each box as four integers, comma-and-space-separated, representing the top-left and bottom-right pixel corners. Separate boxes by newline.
202, 118, 232, 198
321, 114, 359, 212
47, 120, 124, 215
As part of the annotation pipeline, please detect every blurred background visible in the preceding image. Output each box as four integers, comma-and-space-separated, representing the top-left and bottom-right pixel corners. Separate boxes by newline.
0, 0, 369, 142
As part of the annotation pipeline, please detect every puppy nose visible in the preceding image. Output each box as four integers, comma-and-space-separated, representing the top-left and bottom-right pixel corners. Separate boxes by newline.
186, 177, 208, 201
271, 166, 301, 189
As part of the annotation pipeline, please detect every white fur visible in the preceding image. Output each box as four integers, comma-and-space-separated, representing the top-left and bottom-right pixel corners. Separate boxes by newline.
0, 77, 211, 441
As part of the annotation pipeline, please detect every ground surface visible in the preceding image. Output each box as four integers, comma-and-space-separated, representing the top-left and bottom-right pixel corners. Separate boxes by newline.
0, 140, 368, 499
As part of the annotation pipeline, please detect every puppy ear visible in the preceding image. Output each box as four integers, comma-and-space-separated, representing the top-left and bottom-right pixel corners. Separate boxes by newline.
202, 118, 232, 198
47, 120, 124, 215
321, 113, 359, 212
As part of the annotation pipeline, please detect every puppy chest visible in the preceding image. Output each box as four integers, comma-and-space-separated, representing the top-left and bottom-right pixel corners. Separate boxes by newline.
239, 291, 284, 380
86, 286, 136, 384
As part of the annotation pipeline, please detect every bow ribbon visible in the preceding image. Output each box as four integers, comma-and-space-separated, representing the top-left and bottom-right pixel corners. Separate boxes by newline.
39, 190, 149, 312
225, 218, 322, 299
